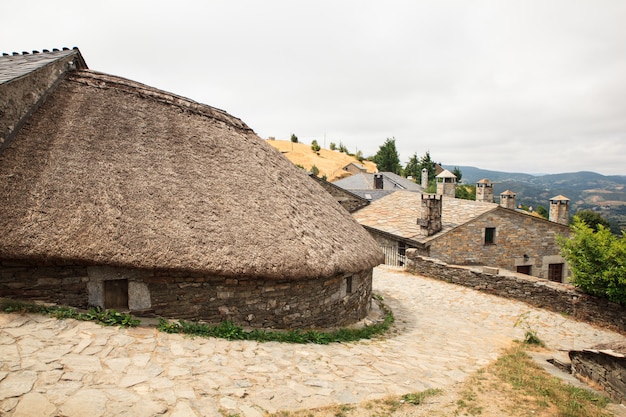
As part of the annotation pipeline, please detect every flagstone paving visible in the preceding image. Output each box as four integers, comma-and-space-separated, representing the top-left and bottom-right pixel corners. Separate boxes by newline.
1, 266, 624, 416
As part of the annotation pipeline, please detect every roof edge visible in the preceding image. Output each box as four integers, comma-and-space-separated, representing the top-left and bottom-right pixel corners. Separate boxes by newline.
66, 70, 253, 134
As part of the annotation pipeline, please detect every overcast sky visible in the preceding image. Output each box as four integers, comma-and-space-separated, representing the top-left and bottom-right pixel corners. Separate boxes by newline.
2, 1, 625, 175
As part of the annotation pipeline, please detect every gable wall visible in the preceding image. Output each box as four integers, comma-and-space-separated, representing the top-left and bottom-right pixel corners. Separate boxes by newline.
0, 52, 77, 149
428, 209, 570, 279
310, 175, 369, 212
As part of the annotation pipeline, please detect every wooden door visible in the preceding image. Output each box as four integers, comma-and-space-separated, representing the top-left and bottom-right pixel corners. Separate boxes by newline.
105, 279, 128, 310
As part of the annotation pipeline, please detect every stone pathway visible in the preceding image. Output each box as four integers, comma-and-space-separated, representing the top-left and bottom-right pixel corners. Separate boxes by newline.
1, 266, 624, 416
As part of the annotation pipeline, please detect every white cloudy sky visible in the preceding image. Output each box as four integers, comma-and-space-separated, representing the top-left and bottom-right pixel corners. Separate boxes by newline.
2, 0, 625, 175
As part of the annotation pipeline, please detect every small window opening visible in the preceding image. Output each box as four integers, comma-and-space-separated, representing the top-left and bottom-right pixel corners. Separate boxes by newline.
346, 276, 353, 294
484, 227, 496, 245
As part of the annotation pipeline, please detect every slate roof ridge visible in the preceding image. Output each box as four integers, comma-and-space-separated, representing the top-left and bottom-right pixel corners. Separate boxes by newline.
0, 47, 87, 85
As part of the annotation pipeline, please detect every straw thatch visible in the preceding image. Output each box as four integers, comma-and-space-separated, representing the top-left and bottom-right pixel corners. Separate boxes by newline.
0, 70, 383, 279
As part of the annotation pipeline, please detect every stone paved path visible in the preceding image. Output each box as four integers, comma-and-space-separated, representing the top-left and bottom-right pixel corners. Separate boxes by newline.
1, 266, 624, 416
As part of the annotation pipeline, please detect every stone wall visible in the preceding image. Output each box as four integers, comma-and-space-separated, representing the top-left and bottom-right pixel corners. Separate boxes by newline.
0, 51, 78, 149
428, 207, 571, 280
569, 349, 626, 403
0, 262, 372, 329
405, 252, 626, 334
309, 174, 369, 213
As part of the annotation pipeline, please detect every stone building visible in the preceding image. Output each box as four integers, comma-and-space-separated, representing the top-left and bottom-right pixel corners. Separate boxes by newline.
332, 171, 424, 202
436, 169, 457, 198
0, 48, 383, 329
308, 174, 369, 213
476, 178, 494, 203
352, 189, 571, 282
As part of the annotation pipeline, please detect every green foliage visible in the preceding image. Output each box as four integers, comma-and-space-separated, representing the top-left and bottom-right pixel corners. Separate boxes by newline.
401, 388, 443, 405
338, 142, 348, 153
329, 142, 336, 151
536, 205, 549, 219
514, 311, 545, 346
295, 164, 305, 169
419, 151, 437, 182
557, 217, 626, 305
574, 210, 611, 231
290, 133, 298, 143
0, 301, 140, 327
455, 184, 476, 200
310, 165, 319, 176
310, 139, 320, 153
373, 137, 401, 174
452, 166, 463, 183
404, 153, 420, 180
157, 298, 394, 344
355, 149, 364, 162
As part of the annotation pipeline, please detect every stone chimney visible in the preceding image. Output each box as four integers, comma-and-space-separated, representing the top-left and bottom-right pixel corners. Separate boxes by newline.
421, 168, 429, 189
417, 194, 443, 236
373, 174, 383, 189
549, 195, 570, 225
500, 190, 516, 209
436, 169, 457, 198
476, 178, 494, 203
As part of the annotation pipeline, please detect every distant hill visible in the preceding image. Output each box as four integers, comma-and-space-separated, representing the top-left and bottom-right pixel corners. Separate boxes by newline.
446, 165, 626, 230
267, 139, 377, 181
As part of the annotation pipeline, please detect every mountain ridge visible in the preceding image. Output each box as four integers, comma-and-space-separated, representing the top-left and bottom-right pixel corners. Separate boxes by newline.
444, 165, 626, 230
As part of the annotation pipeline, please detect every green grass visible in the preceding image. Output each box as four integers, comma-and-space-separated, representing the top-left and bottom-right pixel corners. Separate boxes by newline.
1, 299, 140, 327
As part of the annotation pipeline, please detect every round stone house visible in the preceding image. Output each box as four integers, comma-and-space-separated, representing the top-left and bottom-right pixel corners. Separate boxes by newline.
0, 48, 383, 329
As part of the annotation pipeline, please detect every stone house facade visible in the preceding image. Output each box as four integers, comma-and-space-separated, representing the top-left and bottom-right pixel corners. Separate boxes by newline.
352, 185, 572, 282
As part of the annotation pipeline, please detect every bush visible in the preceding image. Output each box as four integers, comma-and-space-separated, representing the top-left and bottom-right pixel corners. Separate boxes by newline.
558, 217, 626, 305
311, 139, 320, 153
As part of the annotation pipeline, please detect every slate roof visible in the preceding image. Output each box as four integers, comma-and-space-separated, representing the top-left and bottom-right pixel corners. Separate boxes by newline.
332, 172, 423, 196
352, 190, 497, 245
0, 48, 86, 84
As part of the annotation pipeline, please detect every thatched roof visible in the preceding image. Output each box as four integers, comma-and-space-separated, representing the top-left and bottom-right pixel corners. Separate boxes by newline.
0, 68, 383, 278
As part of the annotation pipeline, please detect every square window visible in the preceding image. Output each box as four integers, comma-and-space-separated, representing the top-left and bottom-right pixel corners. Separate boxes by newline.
484, 227, 496, 245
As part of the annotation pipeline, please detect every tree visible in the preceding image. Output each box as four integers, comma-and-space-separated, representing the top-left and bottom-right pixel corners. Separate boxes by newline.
575, 210, 611, 231
329, 142, 336, 151
418, 151, 437, 184
311, 139, 321, 153
404, 153, 420, 180
557, 217, 626, 305
310, 165, 319, 176
536, 205, 548, 219
290, 133, 298, 143
455, 184, 476, 200
355, 150, 364, 162
338, 142, 348, 153
373, 138, 401, 174
452, 167, 463, 183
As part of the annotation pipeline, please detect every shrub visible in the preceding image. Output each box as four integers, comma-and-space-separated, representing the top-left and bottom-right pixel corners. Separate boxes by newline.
558, 217, 626, 305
